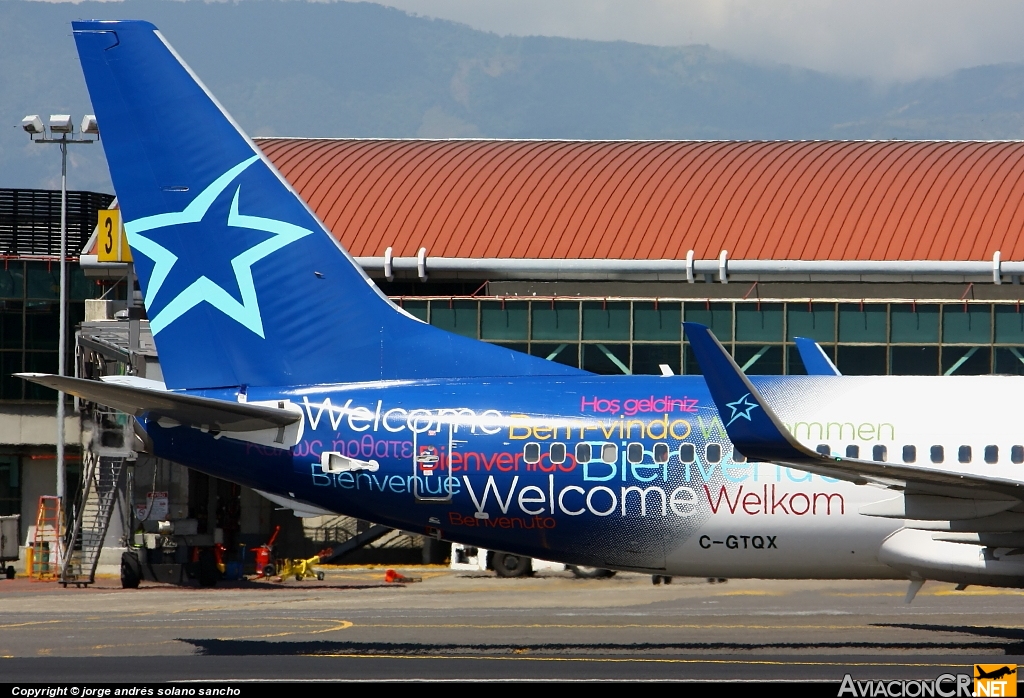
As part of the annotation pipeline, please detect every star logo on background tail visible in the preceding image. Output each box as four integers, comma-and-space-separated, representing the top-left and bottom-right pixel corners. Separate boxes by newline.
725, 393, 760, 426
123, 155, 315, 337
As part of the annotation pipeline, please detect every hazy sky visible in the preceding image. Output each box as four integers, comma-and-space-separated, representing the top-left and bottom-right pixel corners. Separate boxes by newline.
29, 0, 1024, 82
369, 0, 1024, 82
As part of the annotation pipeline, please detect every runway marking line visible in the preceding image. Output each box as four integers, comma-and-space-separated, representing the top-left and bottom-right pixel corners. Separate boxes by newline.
68, 622, 339, 632
300, 653, 973, 668
0, 620, 62, 629
931, 588, 1024, 597
353, 623, 875, 630
88, 641, 179, 651
832, 588, 1024, 598
237, 620, 353, 639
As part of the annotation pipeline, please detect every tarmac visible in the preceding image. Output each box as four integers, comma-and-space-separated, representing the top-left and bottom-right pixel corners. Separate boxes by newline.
0, 566, 1021, 682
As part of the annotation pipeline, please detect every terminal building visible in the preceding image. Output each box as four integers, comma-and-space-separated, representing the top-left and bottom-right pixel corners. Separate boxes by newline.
5, 138, 1024, 571
258, 138, 1024, 378
0, 188, 113, 521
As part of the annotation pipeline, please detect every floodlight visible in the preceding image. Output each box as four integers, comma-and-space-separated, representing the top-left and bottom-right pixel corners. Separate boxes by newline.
22, 107, 97, 545
48, 114, 73, 134
21, 115, 44, 134
80, 115, 99, 136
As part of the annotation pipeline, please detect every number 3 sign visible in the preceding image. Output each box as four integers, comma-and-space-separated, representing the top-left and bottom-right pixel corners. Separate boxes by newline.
96, 209, 132, 262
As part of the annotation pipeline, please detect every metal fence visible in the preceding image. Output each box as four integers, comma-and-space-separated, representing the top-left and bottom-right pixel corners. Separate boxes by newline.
0, 189, 114, 257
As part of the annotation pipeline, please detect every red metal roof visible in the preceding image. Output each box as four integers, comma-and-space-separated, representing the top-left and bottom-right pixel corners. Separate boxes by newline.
255, 139, 1024, 261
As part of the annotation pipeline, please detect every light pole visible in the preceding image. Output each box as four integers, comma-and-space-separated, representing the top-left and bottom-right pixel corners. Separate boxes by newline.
21, 114, 98, 510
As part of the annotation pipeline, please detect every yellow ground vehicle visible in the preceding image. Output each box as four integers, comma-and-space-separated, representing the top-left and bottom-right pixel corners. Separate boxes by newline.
268, 548, 331, 582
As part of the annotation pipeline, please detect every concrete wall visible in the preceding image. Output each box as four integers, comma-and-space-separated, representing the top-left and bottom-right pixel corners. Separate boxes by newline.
20, 458, 56, 545
0, 406, 81, 447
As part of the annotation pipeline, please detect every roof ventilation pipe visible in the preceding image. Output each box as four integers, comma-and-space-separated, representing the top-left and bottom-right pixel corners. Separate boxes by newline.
384, 246, 394, 282
993, 250, 1002, 285
417, 247, 428, 282
718, 250, 728, 284
685, 250, 695, 283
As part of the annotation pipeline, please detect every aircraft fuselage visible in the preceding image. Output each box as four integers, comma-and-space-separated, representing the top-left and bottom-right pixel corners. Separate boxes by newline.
146, 375, 910, 578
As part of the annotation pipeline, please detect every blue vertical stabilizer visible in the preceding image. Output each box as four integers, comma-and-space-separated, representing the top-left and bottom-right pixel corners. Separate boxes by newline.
793, 337, 842, 376
73, 20, 583, 389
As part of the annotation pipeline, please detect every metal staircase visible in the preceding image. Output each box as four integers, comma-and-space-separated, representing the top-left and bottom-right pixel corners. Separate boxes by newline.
60, 451, 127, 587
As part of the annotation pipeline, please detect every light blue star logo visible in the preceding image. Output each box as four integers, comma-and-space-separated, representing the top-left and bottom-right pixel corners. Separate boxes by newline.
123, 155, 315, 337
725, 392, 760, 426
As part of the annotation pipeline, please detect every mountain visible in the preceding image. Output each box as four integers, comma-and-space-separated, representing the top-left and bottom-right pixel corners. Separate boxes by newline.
2, 0, 1024, 194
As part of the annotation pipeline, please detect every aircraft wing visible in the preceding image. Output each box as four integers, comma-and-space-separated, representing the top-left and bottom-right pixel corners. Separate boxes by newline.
682, 324, 1024, 502
16, 373, 299, 432
793, 337, 842, 376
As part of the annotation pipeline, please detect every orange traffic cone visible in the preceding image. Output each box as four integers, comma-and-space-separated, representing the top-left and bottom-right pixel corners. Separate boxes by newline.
384, 569, 422, 583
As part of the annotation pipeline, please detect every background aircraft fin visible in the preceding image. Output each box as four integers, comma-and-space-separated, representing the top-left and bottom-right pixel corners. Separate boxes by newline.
794, 337, 842, 376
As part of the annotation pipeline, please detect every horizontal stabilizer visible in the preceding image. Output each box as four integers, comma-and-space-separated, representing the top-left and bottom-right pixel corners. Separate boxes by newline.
16, 373, 298, 432
100, 375, 167, 391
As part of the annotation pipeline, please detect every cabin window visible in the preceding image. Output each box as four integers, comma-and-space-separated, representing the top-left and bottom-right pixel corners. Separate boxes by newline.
627, 443, 644, 464
872, 445, 887, 462
732, 449, 747, 464
706, 443, 722, 464
575, 443, 591, 464
930, 445, 944, 464
958, 445, 972, 464
1013, 446, 1024, 464
524, 442, 541, 464
549, 443, 566, 464
679, 444, 695, 463
902, 445, 916, 463
985, 445, 998, 464
602, 443, 618, 464
846, 445, 859, 459
653, 443, 670, 464
816, 444, 830, 456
